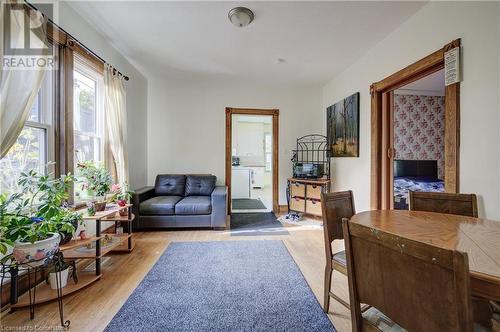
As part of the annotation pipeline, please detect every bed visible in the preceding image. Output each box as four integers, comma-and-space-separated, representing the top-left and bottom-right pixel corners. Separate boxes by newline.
393, 160, 444, 210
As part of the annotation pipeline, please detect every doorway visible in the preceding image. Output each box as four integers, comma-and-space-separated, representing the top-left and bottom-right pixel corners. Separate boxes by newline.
225, 108, 279, 214
370, 39, 460, 210
392, 69, 446, 209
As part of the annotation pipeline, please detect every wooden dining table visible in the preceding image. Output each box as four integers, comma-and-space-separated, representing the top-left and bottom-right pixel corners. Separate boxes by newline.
350, 210, 500, 301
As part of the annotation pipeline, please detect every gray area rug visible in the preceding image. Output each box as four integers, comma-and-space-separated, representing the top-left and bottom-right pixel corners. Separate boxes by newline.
230, 212, 289, 236
104, 240, 335, 332
232, 198, 267, 210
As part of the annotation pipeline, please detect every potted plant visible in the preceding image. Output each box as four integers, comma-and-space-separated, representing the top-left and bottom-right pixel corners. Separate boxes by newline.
111, 183, 133, 216
58, 209, 83, 245
47, 252, 70, 289
0, 170, 80, 266
76, 161, 112, 211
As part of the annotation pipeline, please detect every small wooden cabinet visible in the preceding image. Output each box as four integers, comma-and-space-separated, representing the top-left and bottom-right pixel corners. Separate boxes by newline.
287, 178, 330, 217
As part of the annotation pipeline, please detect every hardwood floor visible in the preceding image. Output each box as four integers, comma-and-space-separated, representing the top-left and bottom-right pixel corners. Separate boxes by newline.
1, 222, 352, 331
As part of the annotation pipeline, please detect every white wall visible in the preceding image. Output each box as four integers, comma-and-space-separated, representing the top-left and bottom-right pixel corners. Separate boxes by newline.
147, 76, 322, 204
322, 2, 500, 218
233, 121, 265, 165
498, 3, 500, 216
58, 2, 148, 189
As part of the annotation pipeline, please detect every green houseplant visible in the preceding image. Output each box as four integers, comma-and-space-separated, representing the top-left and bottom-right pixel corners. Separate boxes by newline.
0, 170, 82, 266
76, 161, 113, 211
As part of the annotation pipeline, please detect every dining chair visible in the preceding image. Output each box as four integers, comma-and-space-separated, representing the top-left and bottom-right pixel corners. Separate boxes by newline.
342, 218, 473, 332
409, 191, 478, 217
321, 190, 355, 313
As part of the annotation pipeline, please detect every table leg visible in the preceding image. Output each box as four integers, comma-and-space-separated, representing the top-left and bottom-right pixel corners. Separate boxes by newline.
55, 262, 70, 328
95, 219, 101, 276
127, 207, 132, 250
9, 267, 18, 306
286, 181, 291, 214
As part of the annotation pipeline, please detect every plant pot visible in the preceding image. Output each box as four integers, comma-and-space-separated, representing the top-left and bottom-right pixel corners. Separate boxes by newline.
117, 200, 128, 216
13, 233, 60, 266
59, 218, 79, 245
49, 267, 69, 289
94, 201, 107, 212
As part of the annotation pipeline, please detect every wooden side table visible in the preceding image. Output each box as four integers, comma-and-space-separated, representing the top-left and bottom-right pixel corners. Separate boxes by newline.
102, 208, 136, 252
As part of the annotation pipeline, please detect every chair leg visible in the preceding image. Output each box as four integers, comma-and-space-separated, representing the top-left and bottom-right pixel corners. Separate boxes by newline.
323, 265, 332, 313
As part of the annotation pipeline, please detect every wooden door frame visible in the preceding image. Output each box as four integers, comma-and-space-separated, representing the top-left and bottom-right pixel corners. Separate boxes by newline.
370, 39, 460, 210
225, 107, 279, 214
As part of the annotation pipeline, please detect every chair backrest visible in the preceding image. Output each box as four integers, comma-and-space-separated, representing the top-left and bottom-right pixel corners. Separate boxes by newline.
321, 190, 355, 258
342, 219, 473, 332
409, 191, 478, 217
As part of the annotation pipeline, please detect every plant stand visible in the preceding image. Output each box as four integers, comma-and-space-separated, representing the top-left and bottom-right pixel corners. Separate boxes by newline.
1, 253, 71, 328
4, 204, 134, 320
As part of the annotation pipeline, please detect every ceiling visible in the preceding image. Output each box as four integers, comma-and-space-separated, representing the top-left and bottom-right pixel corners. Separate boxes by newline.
67, 1, 426, 85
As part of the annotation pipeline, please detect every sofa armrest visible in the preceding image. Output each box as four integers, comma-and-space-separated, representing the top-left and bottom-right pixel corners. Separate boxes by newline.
132, 187, 155, 225
211, 186, 227, 229
133, 186, 155, 203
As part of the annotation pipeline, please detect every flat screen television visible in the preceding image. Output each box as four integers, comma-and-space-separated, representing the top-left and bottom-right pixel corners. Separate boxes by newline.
293, 163, 324, 179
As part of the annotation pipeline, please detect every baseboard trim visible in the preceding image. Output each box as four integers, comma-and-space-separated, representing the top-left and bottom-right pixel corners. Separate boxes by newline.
278, 205, 288, 213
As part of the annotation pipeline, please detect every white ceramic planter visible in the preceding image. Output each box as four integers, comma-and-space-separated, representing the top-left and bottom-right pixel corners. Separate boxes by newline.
12, 233, 60, 266
49, 267, 69, 289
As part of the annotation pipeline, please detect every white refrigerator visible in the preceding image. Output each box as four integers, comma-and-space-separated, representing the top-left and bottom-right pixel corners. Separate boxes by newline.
231, 168, 251, 199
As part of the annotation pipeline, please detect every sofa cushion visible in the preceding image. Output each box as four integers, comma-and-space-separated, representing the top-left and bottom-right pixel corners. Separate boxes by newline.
185, 175, 216, 196
175, 196, 212, 215
140, 196, 183, 215
155, 175, 186, 196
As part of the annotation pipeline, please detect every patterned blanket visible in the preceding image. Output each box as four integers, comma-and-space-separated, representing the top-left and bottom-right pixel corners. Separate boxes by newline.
394, 176, 444, 210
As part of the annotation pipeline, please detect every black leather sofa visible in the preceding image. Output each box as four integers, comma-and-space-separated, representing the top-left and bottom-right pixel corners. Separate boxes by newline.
133, 174, 227, 229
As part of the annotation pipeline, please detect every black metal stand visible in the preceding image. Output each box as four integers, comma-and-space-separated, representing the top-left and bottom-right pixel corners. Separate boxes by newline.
1, 252, 71, 328
291, 134, 331, 178
287, 134, 331, 214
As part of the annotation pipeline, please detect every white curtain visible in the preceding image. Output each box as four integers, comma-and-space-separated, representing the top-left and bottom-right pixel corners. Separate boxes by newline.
0, 1, 48, 158
104, 64, 129, 184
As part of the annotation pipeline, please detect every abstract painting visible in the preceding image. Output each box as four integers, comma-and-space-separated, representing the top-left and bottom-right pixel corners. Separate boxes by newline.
327, 92, 360, 157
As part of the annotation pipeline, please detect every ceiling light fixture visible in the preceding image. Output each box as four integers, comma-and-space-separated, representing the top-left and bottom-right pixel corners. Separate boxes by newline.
228, 7, 254, 28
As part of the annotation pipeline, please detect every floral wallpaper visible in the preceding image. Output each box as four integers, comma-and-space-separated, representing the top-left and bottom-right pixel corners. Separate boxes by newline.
394, 94, 445, 179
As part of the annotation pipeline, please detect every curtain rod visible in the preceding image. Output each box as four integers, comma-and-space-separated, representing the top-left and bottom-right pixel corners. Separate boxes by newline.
24, 0, 130, 81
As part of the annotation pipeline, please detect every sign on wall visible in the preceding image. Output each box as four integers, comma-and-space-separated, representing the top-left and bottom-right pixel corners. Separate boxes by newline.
444, 47, 460, 86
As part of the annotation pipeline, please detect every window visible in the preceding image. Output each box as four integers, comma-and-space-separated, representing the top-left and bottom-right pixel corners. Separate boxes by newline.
73, 58, 104, 165
73, 56, 105, 201
0, 75, 54, 195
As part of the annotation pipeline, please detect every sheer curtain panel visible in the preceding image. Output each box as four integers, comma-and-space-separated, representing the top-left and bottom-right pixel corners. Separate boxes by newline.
104, 64, 129, 184
0, 2, 48, 158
